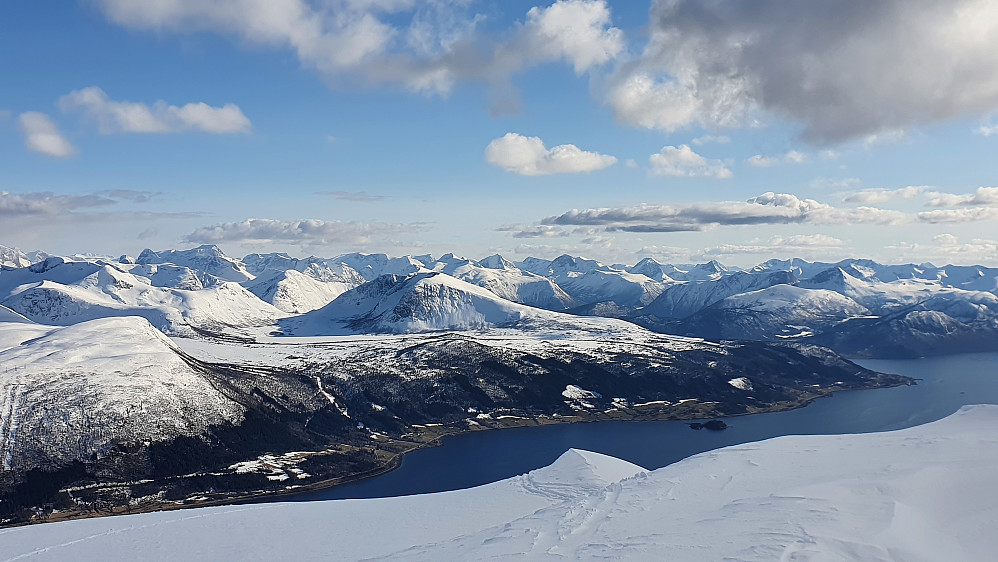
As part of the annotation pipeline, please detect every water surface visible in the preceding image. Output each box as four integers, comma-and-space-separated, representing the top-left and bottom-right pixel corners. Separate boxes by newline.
294, 352, 998, 501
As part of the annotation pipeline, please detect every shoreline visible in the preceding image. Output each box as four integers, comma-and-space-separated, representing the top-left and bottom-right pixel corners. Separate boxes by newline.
9, 374, 913, 529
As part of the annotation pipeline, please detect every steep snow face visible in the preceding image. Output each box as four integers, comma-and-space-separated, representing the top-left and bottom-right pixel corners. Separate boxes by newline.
243, 268, 357, 313
557, 270, 664, 309
0, 245, 34, 269
331, 252, 425, 281
0, 262, 283, 334
802, 267, 996, 315
429, 255, 577, 311
285, 272, 570, 335
0, 317, 244, 471
136, 245, 253, 283
717, 284, 868, 315
682, 284, 870, 340
478, 253, 516, 270
645, 270, 797, 320
6, 407, 997, 561
0, 304, 32, 324
626, 257, 680, 283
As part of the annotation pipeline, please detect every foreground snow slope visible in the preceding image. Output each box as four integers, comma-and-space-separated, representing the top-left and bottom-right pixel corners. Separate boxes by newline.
4, 406, 996, 561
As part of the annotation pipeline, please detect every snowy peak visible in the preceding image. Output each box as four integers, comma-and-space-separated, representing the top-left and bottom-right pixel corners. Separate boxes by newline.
0, 245, 33, 269
478, 254, 515, 270
527, 449, 646, 490
137, 245, 253, 283
331, 252, 425, 281
286, 271, 563, 335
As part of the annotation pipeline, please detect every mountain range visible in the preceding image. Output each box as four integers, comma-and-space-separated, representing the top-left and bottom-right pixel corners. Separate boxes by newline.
4, 240, 989, 524
4, 243, 995, 357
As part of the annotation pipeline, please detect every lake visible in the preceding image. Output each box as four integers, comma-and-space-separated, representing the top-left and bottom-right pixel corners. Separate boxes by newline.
291, 352, 998, 501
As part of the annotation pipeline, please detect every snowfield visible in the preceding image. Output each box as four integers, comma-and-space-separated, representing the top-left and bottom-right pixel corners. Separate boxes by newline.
3, 406, 996, 560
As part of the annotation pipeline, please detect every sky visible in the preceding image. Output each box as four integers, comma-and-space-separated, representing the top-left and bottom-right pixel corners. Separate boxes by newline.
1, 0, 997, 267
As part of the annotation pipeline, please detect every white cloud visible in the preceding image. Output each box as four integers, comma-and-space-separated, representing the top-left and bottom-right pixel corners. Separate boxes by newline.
607, 0, 998, 143
519, 0, 623, 74
183, 218, 418, 246
59, 87, 250, 134
96, 1, 623, 97
496, 224, 569, 239
485, 132, 617, 176
0, 190, 110, 216
691, 134, 730, 146
976, 120, 998, 136
649, 145, 731, 178
926, 186, 998, 207
917, 207, 998, 223
18, 112, 75, 157
543, 192, 906, 232
841, 186, 928, 204
749, 151, 808, 167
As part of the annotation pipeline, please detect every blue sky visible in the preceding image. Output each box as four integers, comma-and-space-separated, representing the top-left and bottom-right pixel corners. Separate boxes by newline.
2, 0, 997, 266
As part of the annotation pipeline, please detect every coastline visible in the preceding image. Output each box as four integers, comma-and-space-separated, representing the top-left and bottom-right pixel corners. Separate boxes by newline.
8, 371, 913, 529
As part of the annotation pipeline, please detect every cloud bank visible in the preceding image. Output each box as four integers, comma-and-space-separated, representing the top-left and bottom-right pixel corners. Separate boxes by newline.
183, 218, 418, 246
542, 192, 906, 232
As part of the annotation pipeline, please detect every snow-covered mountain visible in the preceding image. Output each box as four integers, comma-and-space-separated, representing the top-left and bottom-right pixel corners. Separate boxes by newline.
0, 257, 282, 334
429, 253, 577, 310
682, 284, 870, 340
283, 271, 569, 335
5, 406, 995, 560
643, 270, 797, 320
241, 253, 366, 313
519, 254, 664, 310
0, 316, 245, 471
0, 245, 35, 269
137, 245, 253, 283
3, 243, 997, 357
330, 252, 426, 281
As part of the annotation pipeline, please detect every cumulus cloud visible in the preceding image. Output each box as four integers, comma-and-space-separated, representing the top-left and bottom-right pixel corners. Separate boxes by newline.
485, 132, 617, 176
18, 112, 75, 157
841, 186, 928, 204
543, 192, 906, 232
607, 0, 998, 143
517, 0, 623, 74
917, 208, 998, 223
925, 187, 998, 207
183, 218, 418, 246
59, 87, 251, 134
747, 150, 806, 167
648, 145, 731, 178
95, 0, 623, 96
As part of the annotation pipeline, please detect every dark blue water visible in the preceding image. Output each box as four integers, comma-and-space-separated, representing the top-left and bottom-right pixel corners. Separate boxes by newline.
294, 352, 998, 501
